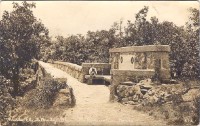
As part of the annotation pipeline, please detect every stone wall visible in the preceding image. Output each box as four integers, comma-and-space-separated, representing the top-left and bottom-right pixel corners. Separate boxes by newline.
109, 45, 171, 81
82, 63, 111, 75
37, 61, 76, 108
50, 61, 84, 82
50, 61, 111, 83
110, 69, 155, 101
114, 79, 174, 105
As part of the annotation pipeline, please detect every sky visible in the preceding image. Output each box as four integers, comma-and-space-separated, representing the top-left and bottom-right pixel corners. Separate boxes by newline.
0, 1, 199, 37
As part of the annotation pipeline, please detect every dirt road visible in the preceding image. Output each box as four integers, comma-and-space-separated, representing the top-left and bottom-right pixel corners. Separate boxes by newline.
39, 61, 166, 125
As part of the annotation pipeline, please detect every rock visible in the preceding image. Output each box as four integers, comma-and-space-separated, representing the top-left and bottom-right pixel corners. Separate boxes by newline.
163, 93, 172, 102
117, 85, 126, 92
122, 98, 129, 103
125, 91, 130, 97
120, 81, 136, 86
171, 94, 183, 104
128, 96, 133, 101
53, 91, 71, 107
135, 89, 143, 99
117, 90, 125, 98
59, 89, 70, 95
138, 78, 152, 85
128, 88, 134, 96
137, 78, 153, 89
114, 95, 120, 102
143, 93, 149, 99
121, 85, 126, 91
132, 85, 140, 93
182, 89, 200, 102
116, 88, 121, 94
53, 95, 70, 107
140, 89, 148, 95
149, 95, 159, 104
170, 79, 178, 84
117, 85, 134, 98
132, 95, 139, 102
127, 101, 138, 105
146, 89, 155, 96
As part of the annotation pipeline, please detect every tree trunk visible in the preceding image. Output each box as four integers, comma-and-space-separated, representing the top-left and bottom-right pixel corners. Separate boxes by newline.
12, 65, 19, 97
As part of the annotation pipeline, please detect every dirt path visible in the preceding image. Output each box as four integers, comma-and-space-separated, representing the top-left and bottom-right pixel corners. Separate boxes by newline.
39, 61, 166, 125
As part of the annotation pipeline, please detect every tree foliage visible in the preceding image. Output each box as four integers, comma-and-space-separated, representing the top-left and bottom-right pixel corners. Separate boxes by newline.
0, 2, 49, 96
43, 6, 199, 79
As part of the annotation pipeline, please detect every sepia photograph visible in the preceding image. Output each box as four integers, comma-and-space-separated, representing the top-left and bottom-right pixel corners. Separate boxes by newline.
0, 1, 199, 125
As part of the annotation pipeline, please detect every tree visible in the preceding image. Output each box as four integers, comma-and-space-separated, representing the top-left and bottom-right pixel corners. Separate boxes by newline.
124, 6, 156, 46
181, 8, 199, 78
62, 35, 86, 65
134, 6, 154, 45
85, 30, 116, 63
45, 6, 199, 79
0, 2, 49, 96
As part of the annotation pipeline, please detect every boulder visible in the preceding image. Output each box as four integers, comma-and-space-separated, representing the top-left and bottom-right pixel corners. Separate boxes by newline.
53, 93, 71, 107
132, 85, 141, 93
117, 90, 125, 98
117, 85, 126, 92
53, 88, 72, 107
137, 78, 153, 89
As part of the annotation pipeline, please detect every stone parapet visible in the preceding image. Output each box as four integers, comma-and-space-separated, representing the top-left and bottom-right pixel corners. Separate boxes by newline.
50, 61, 84, 82
82, 63, 111, 83
37, 61, 75, 108
111, 69, 155, 85
48, 61, 111, 83
82, 63, 111, 75
109, 45, 170, 53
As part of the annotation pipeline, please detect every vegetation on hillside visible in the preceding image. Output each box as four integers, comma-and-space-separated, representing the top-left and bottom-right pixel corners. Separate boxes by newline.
44, 6, 199, 79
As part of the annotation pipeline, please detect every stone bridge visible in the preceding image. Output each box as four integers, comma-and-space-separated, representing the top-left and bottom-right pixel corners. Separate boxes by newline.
34, 45, 171, 125
38, 61, 166, 125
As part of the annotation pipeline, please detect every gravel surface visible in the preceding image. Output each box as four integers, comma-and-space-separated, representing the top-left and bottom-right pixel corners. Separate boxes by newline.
38, 61, 166, 125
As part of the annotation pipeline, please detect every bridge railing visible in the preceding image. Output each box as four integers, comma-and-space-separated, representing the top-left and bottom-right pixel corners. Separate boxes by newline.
49, 61, 84, 82
49, 61, 111, 83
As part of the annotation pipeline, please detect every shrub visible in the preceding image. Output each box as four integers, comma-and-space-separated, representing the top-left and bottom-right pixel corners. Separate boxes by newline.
0, 76, 14, 125
22, 78, 67, 109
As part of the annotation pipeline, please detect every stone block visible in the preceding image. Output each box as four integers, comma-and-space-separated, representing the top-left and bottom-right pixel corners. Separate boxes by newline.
59, 89, 70, 95
53, 92, 71, 107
